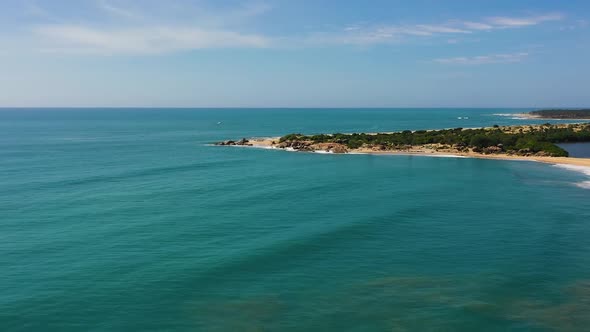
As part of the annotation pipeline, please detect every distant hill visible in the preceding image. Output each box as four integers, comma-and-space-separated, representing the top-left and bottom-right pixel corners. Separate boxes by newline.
530, 109, 590, 119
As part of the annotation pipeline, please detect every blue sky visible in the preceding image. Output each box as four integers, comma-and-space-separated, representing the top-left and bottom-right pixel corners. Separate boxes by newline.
0, 0, 589, 107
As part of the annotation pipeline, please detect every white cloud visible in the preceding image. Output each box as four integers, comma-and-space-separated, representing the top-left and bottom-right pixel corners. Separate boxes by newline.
311, 12, 564, 46
306, 23, 472, 46
412, 25, 471, 34
487, 13, 563, 27
462, 22, 494, 30
434, 52, 529, 65
25, 3, 565, 54
34, 25, 270, 54
27, 1, 274, 54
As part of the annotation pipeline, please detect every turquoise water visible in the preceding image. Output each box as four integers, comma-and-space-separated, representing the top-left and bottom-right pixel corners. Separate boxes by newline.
2, 108, 590, 331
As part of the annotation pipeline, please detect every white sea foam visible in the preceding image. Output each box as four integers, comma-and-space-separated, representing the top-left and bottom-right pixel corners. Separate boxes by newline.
493, 113, 519, 117
552, 164, 590, 189
552, 164, 590, 176
314, 150, 334, 154
492, 113, 531, 120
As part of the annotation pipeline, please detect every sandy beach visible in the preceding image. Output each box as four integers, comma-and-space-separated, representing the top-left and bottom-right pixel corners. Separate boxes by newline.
503, 113, 590, 121
243, 136, 590, 167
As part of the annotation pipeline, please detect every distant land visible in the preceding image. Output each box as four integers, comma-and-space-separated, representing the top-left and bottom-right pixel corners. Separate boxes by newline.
217, 123, 590, 167
528, 109, 590, 119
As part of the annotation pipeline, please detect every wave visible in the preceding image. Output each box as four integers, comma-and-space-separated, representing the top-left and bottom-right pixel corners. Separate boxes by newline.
552, 164, 590, 189
28, 160, 247, 191
492, 113, 532, 120
552, 164, 590, 176
492, 113, 514, 116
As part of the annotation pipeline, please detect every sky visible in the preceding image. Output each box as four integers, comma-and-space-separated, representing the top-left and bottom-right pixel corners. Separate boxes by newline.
0, 0, 589, 108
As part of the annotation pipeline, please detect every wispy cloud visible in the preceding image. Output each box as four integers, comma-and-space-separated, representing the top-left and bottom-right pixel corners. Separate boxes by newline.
25, 2, 565, 54
487, 13, 563, 27
462, 22, 494, 30
306, 24, 472, 46
34, 25, 271, 55
28, 1, 273, 54
313, 12, 564, 46
434, 52, 529, 65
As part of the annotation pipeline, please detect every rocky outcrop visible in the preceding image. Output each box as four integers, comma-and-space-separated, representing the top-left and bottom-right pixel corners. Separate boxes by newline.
311, 143, 348, 154
482, 146, 503, 154
215, 138, 253, 146
277, 140, 313, 150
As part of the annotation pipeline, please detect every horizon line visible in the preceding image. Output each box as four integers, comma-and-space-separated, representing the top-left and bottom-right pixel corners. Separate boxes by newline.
0, 106, 585, 110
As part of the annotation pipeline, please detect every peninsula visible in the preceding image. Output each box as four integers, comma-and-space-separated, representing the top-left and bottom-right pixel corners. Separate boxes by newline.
216, 123, 590, 167
518, 109, 590, 120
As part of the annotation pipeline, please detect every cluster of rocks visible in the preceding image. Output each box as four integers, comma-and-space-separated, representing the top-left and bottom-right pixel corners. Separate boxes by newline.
368, 144, 412, 151
215, 138, 253, 146
277, 140, 349, 153
277, 140, 313, 150
472, 144, 504, 154
511, 149, 552, 157
481, 146, 503, 154
471, 145, 555, 157
313, 143, 348, 154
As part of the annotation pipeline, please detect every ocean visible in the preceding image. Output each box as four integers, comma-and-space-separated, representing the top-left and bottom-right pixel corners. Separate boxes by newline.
1, 108, 590, 331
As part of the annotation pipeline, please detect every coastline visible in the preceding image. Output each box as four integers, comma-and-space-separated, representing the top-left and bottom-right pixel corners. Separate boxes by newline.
497, 113, 590, 121
240, 136, 590, 167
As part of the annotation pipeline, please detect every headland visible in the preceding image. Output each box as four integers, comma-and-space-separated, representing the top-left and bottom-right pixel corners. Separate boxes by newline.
514, 109, 590, 120
216, 123, 590, 167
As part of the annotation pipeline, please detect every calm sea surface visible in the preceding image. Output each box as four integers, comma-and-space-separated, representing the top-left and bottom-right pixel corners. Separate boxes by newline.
558, 142, 590, 158
1, 108, 590, 331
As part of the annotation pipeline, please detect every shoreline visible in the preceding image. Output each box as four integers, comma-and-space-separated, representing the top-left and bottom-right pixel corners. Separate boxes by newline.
496, 113, 590, 121
238, 136, 590, 167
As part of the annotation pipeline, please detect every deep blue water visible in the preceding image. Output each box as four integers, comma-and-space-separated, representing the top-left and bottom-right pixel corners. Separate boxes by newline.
2, 108, 590, 331
559, 142, 590, 158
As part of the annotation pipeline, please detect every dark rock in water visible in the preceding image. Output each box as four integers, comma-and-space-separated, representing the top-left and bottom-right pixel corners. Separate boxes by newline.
216, 140, 236, 146
237, 138, 249, 145
216, 138, 251, 146
276, 140, 313, 151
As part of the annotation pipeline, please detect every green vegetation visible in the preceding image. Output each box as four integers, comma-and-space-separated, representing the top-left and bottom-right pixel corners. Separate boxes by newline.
530, 109, 590, 119
279, 123, 590, 157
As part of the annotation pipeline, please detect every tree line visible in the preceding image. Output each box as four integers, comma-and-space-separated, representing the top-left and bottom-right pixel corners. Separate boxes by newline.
279, 123, 590, 157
